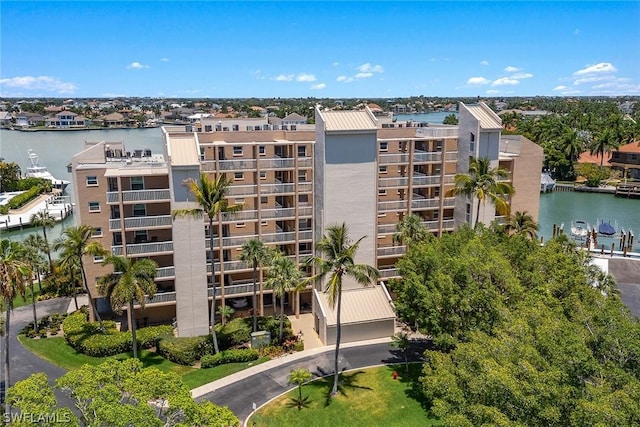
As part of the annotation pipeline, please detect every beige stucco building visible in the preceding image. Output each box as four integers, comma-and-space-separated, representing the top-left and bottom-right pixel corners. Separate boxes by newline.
70, 102, 542, 343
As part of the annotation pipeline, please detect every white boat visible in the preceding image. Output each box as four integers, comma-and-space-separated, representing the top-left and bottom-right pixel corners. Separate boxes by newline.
571, 220, 589, 238
541, 172, 556, 192
25, 149, 70, 191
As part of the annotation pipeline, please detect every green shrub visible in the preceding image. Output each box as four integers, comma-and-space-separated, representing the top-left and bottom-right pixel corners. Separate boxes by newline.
16, 177, 50, 192
156, 335, 212, 366
216, 318, 252, 349
136, 325, 173, 349
200, 349, 259, 368
6, 187, 42, 210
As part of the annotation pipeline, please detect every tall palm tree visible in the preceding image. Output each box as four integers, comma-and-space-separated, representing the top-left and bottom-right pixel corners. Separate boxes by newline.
239, 239, 271, 332
559, 127, 586, 165
504, 211, 538, 240
265, 251, 304, 344
23, 234, 48, 294
590, 128, 620, 170
0, 239, 30, 415
56, 243, 82, 311
21, 239, 47, 334
97, 255, 157, 359
306, 223, 379, 395
30, 210, 55, 274
393, 214, 429, 248
172, 172, 241, 354
53, 225, 106, 333
446, 157, 515, 228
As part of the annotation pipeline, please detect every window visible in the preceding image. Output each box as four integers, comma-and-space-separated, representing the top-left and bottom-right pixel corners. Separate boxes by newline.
297, 146, 306, 157
233, 146, 243, 156
378, 212, 386, 217
261, 220, 268, 226
234, 198, 245, 204
434, 187, 440, 197
297, 171, 306, 182
261, 196, 268, 204
131, 176, 144, 190
378, 189, 387, 196
236, 222, 246, 228
132, 204, 146, 217
470, 132, 475, 142
259, 171, 267, 180
380, 142, 388, 152
234, 172, 244, 180
134, 230, 148, 243
88, 201, 100, 212
86, 176, 98, 186
298, 194, 309, 205
259, 145, 266, 155
469, 133, 475, 153
379, 166, 387, 174
436, 140, 443, 151
91, 227, 103, 237
93, 255, 104, 263
204, 125, 212, 132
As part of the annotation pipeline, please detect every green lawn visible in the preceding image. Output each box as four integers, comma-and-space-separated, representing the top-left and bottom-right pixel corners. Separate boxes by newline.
251, 364, 440, 427
18, 335, 269, 388
12, 286, 41, 309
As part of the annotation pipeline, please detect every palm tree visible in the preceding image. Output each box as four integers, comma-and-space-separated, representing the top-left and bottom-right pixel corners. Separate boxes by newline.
288, 368, 313, 410
21, 239, 47, 334
446, 157, 515, 228
559, 127, 586, 165
306, 223, 379, 395
0, 239, 30, 415
239, 239, 270, 332
97, 255, 157, 359
504, 211, 538, 240
393, 214, 429, 248
265, 251, 304, 344
172, 172, 241, 354
590, 128, 620, 170
56, 243, 82, 311
23, 234, 48, 294
53, 225, 106, 333
30, 210, 55, 274
391, 332, 411, 373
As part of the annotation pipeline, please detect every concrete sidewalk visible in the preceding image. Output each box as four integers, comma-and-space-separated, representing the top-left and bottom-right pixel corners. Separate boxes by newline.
191, 336, 392, 398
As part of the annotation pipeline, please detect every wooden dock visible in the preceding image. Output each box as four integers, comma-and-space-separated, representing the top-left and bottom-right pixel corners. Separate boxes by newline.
615, 184, 640, 199
0, 192, 74, 231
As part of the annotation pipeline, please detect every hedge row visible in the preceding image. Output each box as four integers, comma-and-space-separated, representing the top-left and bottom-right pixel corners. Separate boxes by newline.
156, 335, 213, 366
5, 186, 42, 210
63, 310, 172, 357
201, 349, 259, 368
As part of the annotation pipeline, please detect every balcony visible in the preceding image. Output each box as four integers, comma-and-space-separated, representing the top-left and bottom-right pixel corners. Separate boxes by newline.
211, 283, 254, 297
297, 182, 312, 192
260, 181, 296, 194
222, 210, 258, 222
222, 234, 256, 247
377, 223, 397, 234
443, 197, 456, 208
379, 153, 410, 165
219, 159, 257, 171
259, 157, 295, 169
379, 177, 408, 188
411, 196, 440, 209
379, 268, 400, 279
262, 206, 296, 219
262, 231, 297, 244
297, 157, 312, 168
106, 189, 171, 204
377, 245, 406, 257
441, 219, 455, 230
445, 152, 458, 161
413, 150, 442, 163
378, 200, 408, 212
145, 291, 177, 304
412, 173, 440, 186
298, 206, 313, 217
227, 184, 257, 196
109, 215, 173, 231
156, 266, 175, 278
415, 127, 458, 139
111, 241, 173, 256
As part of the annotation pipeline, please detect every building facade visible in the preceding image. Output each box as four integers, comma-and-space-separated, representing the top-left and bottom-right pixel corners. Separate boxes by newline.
70, 103, 542, 342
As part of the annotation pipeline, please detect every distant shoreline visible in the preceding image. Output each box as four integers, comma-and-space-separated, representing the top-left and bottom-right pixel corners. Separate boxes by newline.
1, 126, 161, 132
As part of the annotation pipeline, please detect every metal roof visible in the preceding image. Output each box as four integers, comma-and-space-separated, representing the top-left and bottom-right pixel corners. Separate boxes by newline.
167, 135, 200, 166
465, 104, 502, 130
316, 285, 396, 326
320, 110, 378, 132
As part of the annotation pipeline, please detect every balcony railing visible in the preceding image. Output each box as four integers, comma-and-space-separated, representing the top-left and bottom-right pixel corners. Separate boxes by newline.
415, 127, 458, 138
212, 283, 253, 297
378, 200, 408, 212
377, 223, 398, 234
106, 189, 170, 204
299, 206, 313, 217
379, 177, 408, 188
219, 159, 257, 170
262, 231, 297, 243
222, 210, 258, 222
227, 185, 257, 196
297, 157, 312, 168
262, 207, 296, 219
297, 182, 312, 192
379, 268, 400, 278
145, 291, 177, 304
412, 174, 440, 186
156, 266, 175, 278
411, 197, 441, 209
379, 153, 410, 165
260, 182, 296, 194
377, 245, 406, 256
111, 241, 173, 256
109, 215, 173, 231
441, 219, 455, 229
445, 152, 458, 161
259, 157, 295, 169
413, 151, 442, 163
443, 197, 456, 207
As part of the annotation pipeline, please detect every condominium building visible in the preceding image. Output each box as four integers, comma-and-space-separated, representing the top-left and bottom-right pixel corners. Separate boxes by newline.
70, 102, 542, 342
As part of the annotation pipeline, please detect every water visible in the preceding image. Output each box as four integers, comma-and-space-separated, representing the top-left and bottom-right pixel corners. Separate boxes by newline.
539, 191, 640, 252
1, 128, 163, 242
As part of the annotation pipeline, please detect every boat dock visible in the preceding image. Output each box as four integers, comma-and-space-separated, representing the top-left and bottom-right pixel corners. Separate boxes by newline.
0, 192, 73, 231
615, 184, 640, 199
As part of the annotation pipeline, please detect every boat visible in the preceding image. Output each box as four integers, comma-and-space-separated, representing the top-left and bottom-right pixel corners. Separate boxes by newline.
25, 149, 70, 191
571, 220, 589, 238
597, 220, 616, 237
541, 172, 556, 193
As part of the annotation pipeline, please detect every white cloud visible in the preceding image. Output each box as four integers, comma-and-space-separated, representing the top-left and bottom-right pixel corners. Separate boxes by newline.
127, 62, 149, 70
160, 58, 170, 62
553, 85, 569, 91
355, 72, 373, 79
336, 75, 353, 83
0, 75, 77, 94
511, 73, 533, 79
574, 75, 615, 85
492, 77, 520, 86
311, 83, 326, 90
467, 77, 490, 85
296, 73, 316, 82
275, 74, 294, 81
357, 63, 384, 73
480, 60, 489, 66
573, 62, 617, 76
332, 62, 340, 67
504, 66, 521, 73
486, 89, 501, 94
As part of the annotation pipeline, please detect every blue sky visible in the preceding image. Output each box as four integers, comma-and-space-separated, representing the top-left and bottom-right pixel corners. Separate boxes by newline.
1, 1, 639, 98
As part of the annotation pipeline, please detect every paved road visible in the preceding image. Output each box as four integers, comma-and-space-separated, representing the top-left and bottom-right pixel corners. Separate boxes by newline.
197, 340, 431, 423
1, 297, 75, 409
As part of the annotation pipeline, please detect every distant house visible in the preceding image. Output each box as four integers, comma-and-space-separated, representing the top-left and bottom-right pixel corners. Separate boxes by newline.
101, 112, 126, 127
46, 111, 86, 128
15, 112, 45, 127
282, 113, 307, 126
610, 142, 640, 180
390, 104, 408, 114
0, 111, 12, 127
